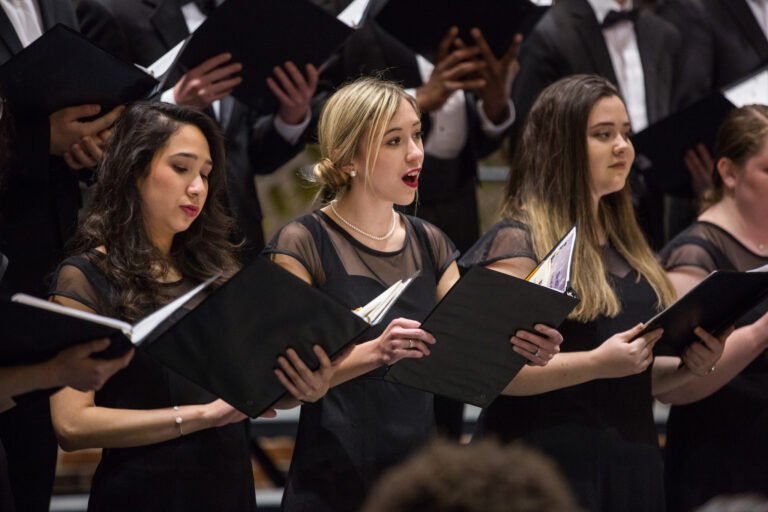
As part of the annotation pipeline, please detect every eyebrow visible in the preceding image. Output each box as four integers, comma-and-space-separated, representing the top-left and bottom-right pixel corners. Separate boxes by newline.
384, 120, 422, 135
588, 122, 632, 129
171, 152, 213, 165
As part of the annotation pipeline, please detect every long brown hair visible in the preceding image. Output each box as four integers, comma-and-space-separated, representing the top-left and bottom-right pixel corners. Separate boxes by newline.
502, 75, 674, 321
70, 102, 238, 321
700, 104, 768, 212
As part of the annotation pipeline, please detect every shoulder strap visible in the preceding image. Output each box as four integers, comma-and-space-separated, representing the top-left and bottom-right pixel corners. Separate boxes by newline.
405, 215, 439, 275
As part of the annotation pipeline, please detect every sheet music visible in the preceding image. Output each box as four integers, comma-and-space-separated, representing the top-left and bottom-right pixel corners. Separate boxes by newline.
526, 226, 577, 293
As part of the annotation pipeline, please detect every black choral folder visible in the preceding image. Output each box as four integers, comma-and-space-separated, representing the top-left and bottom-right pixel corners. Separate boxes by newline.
632, 92, 734, 196
3, 258, 380, 417
174, 0, 353, 111
0, 24, 158, 115
646, 269, 768, 356
632, 63, 768, 196
384, 266, 579, 408
374, 0, 547, 61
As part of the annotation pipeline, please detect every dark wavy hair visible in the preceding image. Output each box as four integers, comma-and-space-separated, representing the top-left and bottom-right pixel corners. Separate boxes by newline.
69, 102, 238, 321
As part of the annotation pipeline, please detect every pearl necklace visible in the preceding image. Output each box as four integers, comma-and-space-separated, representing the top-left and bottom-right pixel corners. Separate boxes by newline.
329, 200, 397, 241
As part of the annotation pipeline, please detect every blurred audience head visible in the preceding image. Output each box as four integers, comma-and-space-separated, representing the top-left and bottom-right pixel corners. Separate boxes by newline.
361, 438, 581, 512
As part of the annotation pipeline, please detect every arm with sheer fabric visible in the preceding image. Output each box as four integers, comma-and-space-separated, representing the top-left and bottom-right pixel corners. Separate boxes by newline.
656, 266, 767, 404
270, 253, 439, 387
487, 257, 661, 395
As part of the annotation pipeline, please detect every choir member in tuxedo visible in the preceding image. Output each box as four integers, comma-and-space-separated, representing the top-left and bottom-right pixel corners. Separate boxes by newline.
76, 0, 321, 260
264, 77, 561, 512
0, 3, 123, 510
460, 75, 724, 512
48, 101, 340, 512
657, 0, 768, 197
318, 0, 519, 438
511, 0, 682, 248
657, 105, 768, 511
0, 84, 132, 512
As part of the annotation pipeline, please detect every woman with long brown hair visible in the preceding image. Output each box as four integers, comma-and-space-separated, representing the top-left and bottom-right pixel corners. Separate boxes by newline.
460, 75, 725, 511
47, 102, 337, 511
658, 105, 768, 511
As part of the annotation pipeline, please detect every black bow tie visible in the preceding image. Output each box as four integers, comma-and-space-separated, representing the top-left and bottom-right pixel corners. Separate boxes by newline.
602, 9, 638, 28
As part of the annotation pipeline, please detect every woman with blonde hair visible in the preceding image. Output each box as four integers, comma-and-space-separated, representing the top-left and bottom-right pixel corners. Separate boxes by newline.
658, 105, 768, 511
265, 76, 563, 512
460, 74, 725, 512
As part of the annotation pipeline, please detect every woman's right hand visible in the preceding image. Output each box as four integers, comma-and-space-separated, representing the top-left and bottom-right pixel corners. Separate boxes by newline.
374, 318, 436, 366
592, 324, 663, 379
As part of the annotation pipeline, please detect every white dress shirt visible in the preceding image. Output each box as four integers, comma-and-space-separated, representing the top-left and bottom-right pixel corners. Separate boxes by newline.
0, 0, 43, 48
587, 0, 648, 131
747, 0, 768, 41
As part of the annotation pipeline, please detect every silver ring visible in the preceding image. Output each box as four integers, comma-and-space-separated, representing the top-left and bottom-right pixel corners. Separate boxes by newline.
534, 347, 540, 357
408, 339, 414, 349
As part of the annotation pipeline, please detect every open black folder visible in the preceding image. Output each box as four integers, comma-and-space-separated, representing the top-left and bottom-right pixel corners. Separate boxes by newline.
633, 64, 768, 196
385, 227, 579, 408
3, 258, 412, 417
0, 24, 158, 115
169, 0, 353, 111
374, 0, 547, 61
646, 265, 768, 357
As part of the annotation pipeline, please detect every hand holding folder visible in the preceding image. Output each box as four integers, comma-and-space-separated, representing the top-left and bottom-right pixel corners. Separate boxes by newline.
3, 258, 413, 417
164, 0, 353, 112
0, 24, 157, 116
385, 227, 579, 407
645, 264, 768, 356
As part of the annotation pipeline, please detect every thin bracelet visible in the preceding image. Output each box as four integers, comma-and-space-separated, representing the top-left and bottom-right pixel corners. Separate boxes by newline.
173, 405, 184, 436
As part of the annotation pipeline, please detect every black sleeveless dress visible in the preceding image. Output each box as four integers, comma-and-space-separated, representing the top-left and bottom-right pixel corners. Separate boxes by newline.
264, 210, 458, 512
50, 254, 256, 512
660, 221, 768, 512
460, 220, 665, 512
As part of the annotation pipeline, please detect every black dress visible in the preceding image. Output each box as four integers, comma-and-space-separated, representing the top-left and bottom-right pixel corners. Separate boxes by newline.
660, 221, 768, 512
49, 254, 256, 512
0, 251, 15, 512
264, 210, 458, 512
460, 220, 665, 512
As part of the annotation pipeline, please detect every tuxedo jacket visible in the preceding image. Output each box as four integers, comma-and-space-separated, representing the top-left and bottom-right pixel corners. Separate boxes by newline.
512, 0, 681, 127
0, 1, 82, 296
320, 0, 505, 249
76, 0, 313, 256
659, 0, 768, 107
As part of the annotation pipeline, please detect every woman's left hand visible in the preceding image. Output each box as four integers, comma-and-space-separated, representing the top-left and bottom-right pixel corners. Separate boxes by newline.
510, 324, 563, 366
274, 344, 352, 403
682, 326, 731, 376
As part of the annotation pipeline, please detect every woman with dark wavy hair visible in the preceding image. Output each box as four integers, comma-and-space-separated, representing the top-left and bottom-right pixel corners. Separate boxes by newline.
47, 102, 337, 512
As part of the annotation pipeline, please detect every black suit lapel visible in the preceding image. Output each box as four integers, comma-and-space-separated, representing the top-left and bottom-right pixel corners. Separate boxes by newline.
568, 0, 618, 84
721, 0, 768, 61
37, 0, 78, 30
635, 13, 663, 122
0, 8, 23, 57
147, 0, 190, 50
